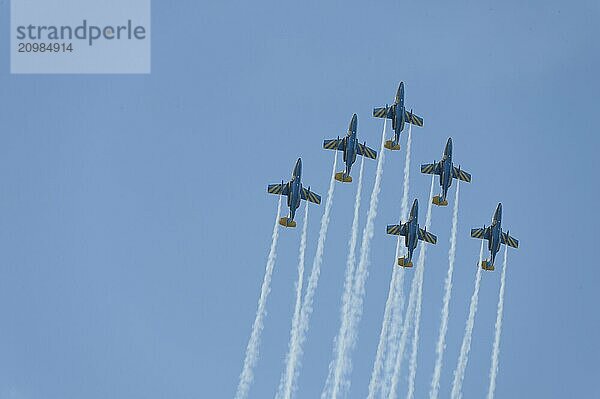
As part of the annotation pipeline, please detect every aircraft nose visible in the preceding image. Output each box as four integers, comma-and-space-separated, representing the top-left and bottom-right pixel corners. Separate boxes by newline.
445, 137, 453, 153
350, 114, 358, 131
495, 203, 502, 218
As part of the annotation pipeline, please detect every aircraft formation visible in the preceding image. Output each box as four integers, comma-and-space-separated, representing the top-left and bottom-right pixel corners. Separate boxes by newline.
234, 80, 523, 399
266, 81, 519, 270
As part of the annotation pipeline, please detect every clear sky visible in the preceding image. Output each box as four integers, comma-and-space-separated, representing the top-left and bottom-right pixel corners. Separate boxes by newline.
0, 0, 598, 398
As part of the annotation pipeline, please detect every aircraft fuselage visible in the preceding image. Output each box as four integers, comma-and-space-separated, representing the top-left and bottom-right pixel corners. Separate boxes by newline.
405, 199, 419, 263
342, 114, 359, 176
439, 138, 454, 201
392, 82, 406, 143
488, 203, 503, 266
288, 158, 303, 220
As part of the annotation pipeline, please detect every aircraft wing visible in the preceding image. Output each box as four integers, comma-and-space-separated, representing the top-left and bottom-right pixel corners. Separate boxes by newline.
418, 228, 437, 244
373, 105, 394, 119
471, 227, 491, 240
357, 143, 377, 159
452, 166, 472, 183
301, 187, 321, 205
267, 183, 289, 196
421, 162, 441, 175
501, 232, 519, 248
323, 138, 345, 151
405, 110, 424, 127
386, 223, 408, 236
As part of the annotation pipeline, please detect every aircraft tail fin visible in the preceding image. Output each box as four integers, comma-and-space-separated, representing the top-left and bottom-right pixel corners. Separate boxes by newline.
334, 172, 352, 183
279, 217, 297, 228
398, 257, 413, 268
481, 260, 495, 271
432, 195, 448, 206
384, 140, 401, 151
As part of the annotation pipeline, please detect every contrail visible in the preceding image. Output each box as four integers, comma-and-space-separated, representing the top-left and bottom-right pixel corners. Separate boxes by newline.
382, 125, 414, 397
486, 245, 508, 399
406, 175, 436, 399
450, 240, 486, 399
388, 175, 435, 399
337, 119, 388, 398
368, 124, 412, 399
277, 153, 338, 399
235, 195, 283, 399
322, 156, 365, 399
281, 202, 310, 399
429, 181, 461, 399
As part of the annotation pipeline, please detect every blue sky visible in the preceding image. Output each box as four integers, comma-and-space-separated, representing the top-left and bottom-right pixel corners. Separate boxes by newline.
0, 0, 598, 398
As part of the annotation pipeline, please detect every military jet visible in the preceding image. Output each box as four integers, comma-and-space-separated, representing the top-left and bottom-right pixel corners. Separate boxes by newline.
267, 158, 321, 228
386, 199, 437, 267
373, 82, 424, 151
421, 137, 472, 206
471, 203, 519, 271
323, 114, 377, 183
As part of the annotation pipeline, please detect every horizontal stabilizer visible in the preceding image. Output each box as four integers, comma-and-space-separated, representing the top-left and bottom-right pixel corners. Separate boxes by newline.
373, 106, 393, 119
452, 166, 472, 183
387, 223, 407, 236
279, 217, 297, 228
418, 228, 437, 244
501, 232, 519, 248
481, 260, 495, 271
335, 172, 352, 183
432, 196, 448, 206
384, 140, 401, 151
357, 143, 377, 159
421, 162, 441, 175
405, 110, 424, 127
323, 138, 345, 151
398, 257, 413, 268
267, 183, 289, 196
301, 187, 321, 204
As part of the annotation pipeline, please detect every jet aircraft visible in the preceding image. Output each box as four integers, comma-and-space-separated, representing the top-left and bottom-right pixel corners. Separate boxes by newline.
421, 137, 472, 206
470, 203, 519, 270
373, 82, 424, 150
267, 158, 321, 228
386, 199, 437, 267
323, 114, 377, 183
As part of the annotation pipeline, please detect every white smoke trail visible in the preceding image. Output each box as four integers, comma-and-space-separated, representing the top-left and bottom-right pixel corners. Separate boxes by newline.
486, 245, 508, 399
368, 125, 412, 399
406, 175, 436, 399
281, 202, 310, 399
388, 175, 435, 399
429, 181, 461, 399
450, 240, 486, 399
235, 195, 283, 399
277, 153, 338, 399
383, 126, 414, 396
322, 156, 365, 399
332, 119, 388, 398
